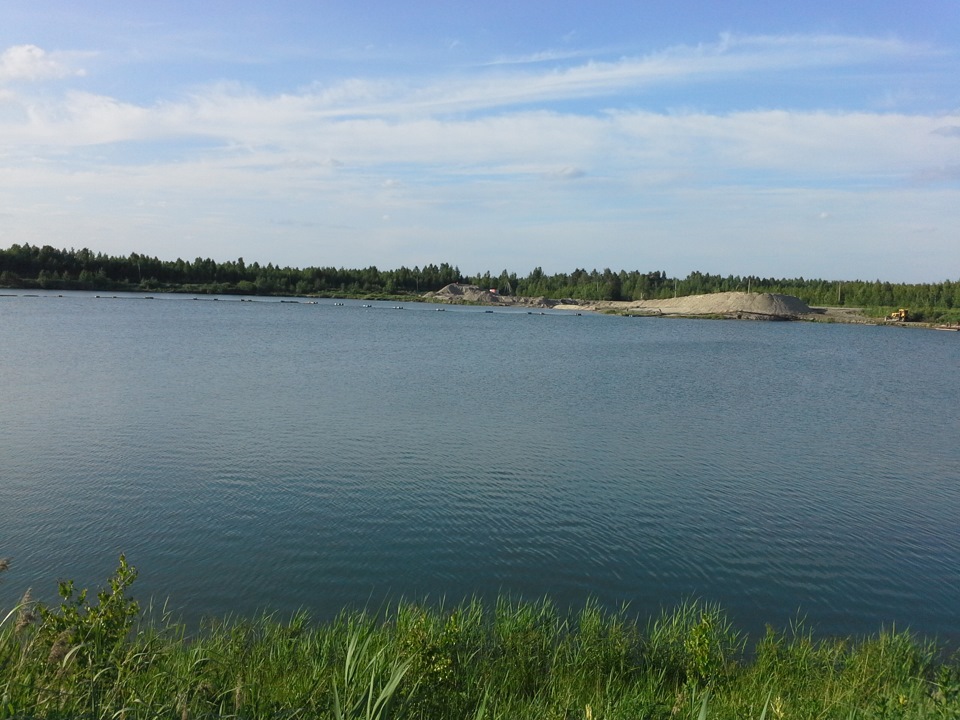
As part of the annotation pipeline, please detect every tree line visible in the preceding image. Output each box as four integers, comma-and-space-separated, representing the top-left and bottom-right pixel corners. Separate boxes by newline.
1, 243, 958, 313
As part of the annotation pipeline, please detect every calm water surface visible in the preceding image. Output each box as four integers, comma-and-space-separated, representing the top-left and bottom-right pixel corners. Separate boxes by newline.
2, 291, 959, 642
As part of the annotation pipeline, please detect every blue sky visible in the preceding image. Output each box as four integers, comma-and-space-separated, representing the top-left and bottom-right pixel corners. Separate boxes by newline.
1, 1, 958, 282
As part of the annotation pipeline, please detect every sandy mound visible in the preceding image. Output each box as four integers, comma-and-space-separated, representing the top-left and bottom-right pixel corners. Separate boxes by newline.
426, 283, 500, 303
425, 283, 556, 307
561, 291, 813, 319
426, 286, 811, 319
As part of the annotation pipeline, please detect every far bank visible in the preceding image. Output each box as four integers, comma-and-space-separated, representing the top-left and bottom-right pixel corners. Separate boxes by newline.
424, 284, 960, 330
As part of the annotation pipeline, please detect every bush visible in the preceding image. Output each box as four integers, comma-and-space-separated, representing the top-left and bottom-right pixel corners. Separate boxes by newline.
33, 556, 140, 700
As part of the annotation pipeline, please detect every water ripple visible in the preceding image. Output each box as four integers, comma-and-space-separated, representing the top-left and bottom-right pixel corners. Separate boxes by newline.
1, 294, 959, 641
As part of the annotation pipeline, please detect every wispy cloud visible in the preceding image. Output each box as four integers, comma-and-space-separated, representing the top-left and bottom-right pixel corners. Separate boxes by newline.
262, 33, 930, 118
932, 125, 960, 138
545, 166, 586, 180
0, 32, 936, 131
483, 49, 592, 66
711, 32, 921, 61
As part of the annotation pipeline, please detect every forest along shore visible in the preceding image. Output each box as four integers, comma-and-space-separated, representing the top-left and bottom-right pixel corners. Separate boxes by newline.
425, 284, 960, 328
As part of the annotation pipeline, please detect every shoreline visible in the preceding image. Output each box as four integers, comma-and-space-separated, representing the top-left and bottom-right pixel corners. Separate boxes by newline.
6, 285, 960, 330
427, 285, 960, 330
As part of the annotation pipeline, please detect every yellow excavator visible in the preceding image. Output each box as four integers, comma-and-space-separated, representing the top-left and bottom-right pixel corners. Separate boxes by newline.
888, 308, 909, 322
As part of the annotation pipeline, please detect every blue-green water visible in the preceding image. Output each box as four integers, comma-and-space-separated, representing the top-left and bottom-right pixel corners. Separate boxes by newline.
2, 291, 959, 641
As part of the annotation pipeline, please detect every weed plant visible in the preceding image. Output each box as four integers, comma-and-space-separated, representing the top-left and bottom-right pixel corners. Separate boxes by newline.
1, 558, 959, 719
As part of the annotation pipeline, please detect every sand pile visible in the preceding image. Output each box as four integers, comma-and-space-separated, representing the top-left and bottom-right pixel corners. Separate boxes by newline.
426, 283, 555, 307
559, 291, 813, 319
632, 291, 811, 317
427, 286, 812, 319
426, 283, 500, 303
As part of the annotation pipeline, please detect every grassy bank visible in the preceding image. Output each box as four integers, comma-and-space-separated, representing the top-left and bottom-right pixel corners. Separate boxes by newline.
1, 558, 958, 719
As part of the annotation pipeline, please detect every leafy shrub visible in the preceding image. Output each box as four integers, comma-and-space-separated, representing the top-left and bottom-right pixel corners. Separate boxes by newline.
646, 600, 744, 688
34, 555, 140, 687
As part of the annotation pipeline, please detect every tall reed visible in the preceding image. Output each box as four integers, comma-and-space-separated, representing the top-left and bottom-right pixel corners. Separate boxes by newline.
1, 558, 958, 719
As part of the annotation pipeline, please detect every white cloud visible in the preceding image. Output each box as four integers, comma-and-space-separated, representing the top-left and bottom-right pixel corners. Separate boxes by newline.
0, 44, 85, 83
2, 76, 956, 190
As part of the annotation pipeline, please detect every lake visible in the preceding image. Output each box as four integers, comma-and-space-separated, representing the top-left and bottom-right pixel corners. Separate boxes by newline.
1, 291, 959, 643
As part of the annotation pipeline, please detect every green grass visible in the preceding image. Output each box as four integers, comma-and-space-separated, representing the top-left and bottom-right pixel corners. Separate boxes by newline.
2, 559, 959, 719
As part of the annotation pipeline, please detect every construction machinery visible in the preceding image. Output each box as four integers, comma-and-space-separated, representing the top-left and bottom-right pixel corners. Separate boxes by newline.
888, 308, 909, 322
